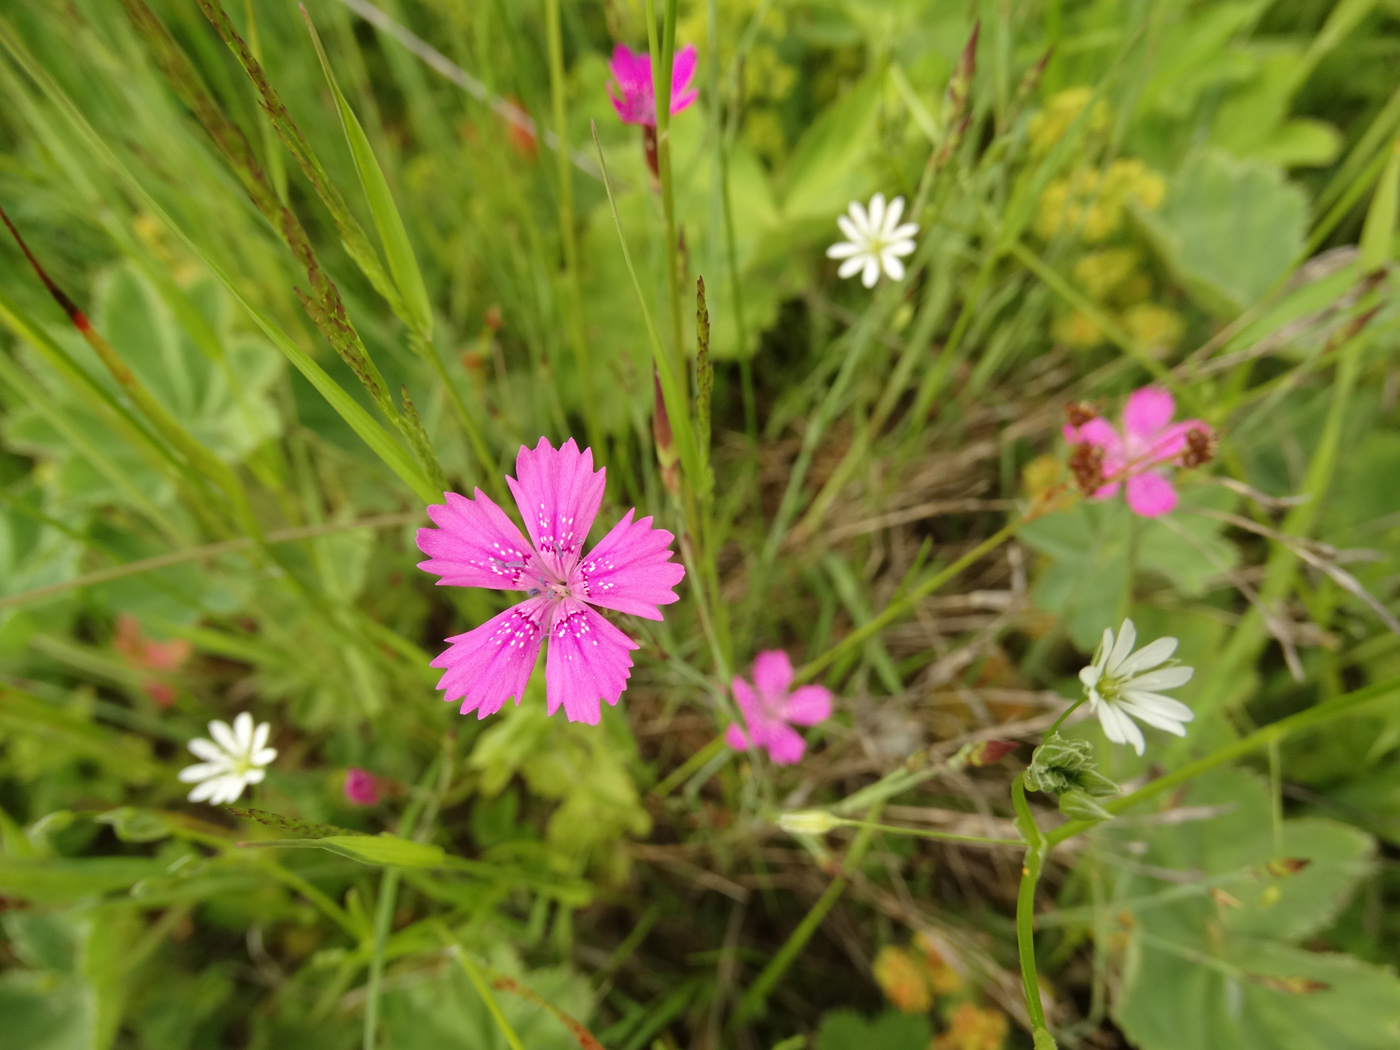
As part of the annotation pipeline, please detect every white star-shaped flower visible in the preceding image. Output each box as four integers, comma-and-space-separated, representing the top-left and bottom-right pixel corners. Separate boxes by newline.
1079, 619, 1194, 756
178, 712, 277, 805
826, 193, 919, 287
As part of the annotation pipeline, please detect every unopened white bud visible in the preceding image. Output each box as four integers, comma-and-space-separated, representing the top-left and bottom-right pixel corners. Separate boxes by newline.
777, 810, 840, 835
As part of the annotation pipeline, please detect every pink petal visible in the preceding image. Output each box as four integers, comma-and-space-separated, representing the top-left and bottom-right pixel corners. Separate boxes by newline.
417, 490, 537, 591
544, 599, 638, 724
1141, 420, 1210, 466
725, 723, 752, 752
432, 597, 550, 718
731, 675, 763, 725
574, 509, 685, 620
763, 724, 808, 766
783, 685, 832, 726
609, 44, 650, 93
1125, 472, 1178, 517
1122, 387, 1176, 441
507, 438, 605, 571
1070, 417, 1124, 455
671, 86, 699, 114
752, 650, 795, 700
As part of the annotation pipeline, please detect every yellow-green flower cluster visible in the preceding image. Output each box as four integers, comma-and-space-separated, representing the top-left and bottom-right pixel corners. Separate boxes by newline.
1035, 159, 1166, 243
1027, 86, 1111, 156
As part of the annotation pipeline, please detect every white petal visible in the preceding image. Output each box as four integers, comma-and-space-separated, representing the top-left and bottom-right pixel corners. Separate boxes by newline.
1105, 620, 1137, 674
1120, 698, 1189, 735
251, 721, 271, 756
1114, 636, 1177, 677
1122, 691, 1194, 723
883, 195, 905, 234
213, 775, 249, 805
1096, 703, 1128, 746
861, 257, 881, 287
243, 768, 267, 785
867, 192, 886, 234
1092, 628, 1114, 671
188, 777, 223, 803
188, 738, 224, 763
1123, 666, 1193, 692
846, 200, 870, 235
1079, 665, 1102, 689
881, 252, 906, 281
838, 254, 869, 279
178, 762, 226, 783
208, 719, 239, 756
889, 222, 920, 241
836, 214, 864, 246
885, 239, 917, 257
827, 240, 862, 259
1106, 703, 1146, 755
253, 747, 278, 767
233, 712, 255, 752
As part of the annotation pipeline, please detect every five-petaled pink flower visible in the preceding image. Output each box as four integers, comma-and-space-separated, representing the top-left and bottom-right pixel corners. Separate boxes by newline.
417, 438, 685, 725
1063, 386, 1211, 518
607, 43, 699, 126
726, 650, 832, 765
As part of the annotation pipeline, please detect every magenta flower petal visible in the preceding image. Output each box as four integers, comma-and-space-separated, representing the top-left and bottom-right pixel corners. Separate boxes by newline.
783, 685, 833, 726
670, 44, 699, 114
765, 723, 808, 766
1122, 386, 1176, 439
1143, 420, 1205, 465
432, 598, 550, 717
727, 650, 831, 764
576, 509, 685, 620
344, 768, 379, 806
507, 437, 605, 568
544, 599, 638, 724
1069, 417, 1124, 455
607, 41, 700, 126
1125, 472, 1178, 517
417, 490, 537, 591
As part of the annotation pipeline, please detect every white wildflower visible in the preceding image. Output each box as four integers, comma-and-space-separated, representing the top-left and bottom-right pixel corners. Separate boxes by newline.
826, 193, 919, 287
1079, 619, 1193, 756
178, 712, 277, 805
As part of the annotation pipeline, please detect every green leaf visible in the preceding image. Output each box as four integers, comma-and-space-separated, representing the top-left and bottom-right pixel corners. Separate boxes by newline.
780, 72, 883, 222
1059, 787, 1114, 823
249, 833, 445, 869
0, 856, 163, 903
303, 9, 433, 338
815, 1008, 932, 1050
1112, 769, 1400, 1050
94, 808, 172, 844
1136, 148, 1307, 317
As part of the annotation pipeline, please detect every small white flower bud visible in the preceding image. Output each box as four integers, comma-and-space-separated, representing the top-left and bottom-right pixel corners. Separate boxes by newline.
776, 810, 840, 835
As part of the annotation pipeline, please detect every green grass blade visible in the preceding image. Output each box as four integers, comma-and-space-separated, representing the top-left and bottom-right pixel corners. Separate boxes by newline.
302, 5, 433, 339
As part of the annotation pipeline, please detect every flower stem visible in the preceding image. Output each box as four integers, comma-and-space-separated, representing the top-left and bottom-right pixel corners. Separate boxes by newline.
1011, 774, 1057, 1047
644, 0, 686, 387
833, 817, 1022, 847
1044, 696, 1086, 738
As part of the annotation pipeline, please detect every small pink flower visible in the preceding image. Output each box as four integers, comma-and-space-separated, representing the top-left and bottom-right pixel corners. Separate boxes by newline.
607, 43, 699, 126
726, 650, 832, 766
1062, 386, 1211, 518
343, 768, 379, 807
417, 438, 685, 724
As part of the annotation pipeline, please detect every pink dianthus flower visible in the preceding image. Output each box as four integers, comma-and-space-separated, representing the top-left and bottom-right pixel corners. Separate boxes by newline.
1063, 386, 1211, 518
726, 650, 832, 766
607, 43, 699, 126
343, 768, 379, 807
417, 438, 685, 724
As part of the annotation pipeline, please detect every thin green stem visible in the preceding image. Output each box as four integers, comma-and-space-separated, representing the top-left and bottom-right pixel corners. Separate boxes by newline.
363, 867, 401, 1050
645, 0, 686, 384
1045, 696, 1086, 738
652, 732, 727, 799
1011, 775, 1055, 1046
833, 817, 1021, 847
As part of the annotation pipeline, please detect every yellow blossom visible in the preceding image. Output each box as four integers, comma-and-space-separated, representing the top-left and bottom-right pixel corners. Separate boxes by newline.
1121, 302, 1184, 350
1053, 310, 1105, 349
936, 1002, 1010, 1050
1072, 249, 1140, 301
1028, 87, 1111, 156
916, 932, 965, 994
873, 945, 932, 1014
